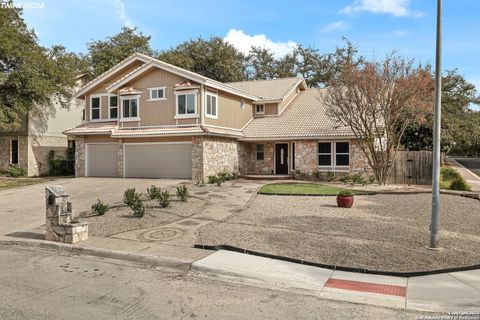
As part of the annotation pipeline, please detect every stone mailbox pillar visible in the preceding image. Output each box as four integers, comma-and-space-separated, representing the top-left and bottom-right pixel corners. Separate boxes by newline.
45, 185, 88, 244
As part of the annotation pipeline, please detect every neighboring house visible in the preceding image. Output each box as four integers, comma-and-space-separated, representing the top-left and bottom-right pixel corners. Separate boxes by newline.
0, 80, 85, 176
64, 53, 369, 181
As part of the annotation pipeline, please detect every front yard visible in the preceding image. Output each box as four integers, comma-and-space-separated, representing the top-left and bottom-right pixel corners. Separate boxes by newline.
196, 192, 480, 272
0, 177, 48, 190
259, 183, 368, 195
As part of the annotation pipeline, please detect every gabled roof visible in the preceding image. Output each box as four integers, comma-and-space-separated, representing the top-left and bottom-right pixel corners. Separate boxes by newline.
241, 89, 353, 140
227, 77, 306, 102
102, 53, 259, 101
75, 53, 150, 97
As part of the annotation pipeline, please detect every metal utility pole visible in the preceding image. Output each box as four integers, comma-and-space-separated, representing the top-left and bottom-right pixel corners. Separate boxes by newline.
430, 0, 442, 249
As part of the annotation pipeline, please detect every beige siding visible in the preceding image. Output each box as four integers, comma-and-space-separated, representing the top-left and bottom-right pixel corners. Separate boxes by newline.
278, 85, 300, 114
265, 103, 278, 115
85, 135, 115, 143
124, 136, 193, 143
204, 90, 254, 129
125, 69, 197, 126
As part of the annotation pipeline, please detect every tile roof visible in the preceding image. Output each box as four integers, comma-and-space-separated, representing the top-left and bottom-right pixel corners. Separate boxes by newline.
63, 122, 117, 135
110, 126, 204, 138
226, 77, 303, 101
242, 89, 354, 139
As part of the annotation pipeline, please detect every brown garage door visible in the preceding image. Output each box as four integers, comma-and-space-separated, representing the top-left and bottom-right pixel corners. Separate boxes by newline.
86, 143, 118, 177
124, 143, 192, 179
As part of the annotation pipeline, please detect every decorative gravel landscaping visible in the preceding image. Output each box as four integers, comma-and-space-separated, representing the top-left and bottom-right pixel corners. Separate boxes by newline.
259, 183, 369, 195
196, 193, 480, 272
83, 197, 206, 237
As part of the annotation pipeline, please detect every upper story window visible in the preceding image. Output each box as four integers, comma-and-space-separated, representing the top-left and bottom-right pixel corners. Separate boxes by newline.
175, 91, 197, 118
255, 104, 264, 115
206, 92, 218, 119
148, 87, 166, 101
121, 96, 139, 121
90, 95, 101, 120
109, 95, 118, 119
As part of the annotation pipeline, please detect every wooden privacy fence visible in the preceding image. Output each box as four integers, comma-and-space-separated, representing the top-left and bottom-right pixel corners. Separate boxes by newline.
388, 151, 437, 185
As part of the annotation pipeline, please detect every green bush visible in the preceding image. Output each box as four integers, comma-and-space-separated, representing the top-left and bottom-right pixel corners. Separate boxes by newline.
338, 189, 354, 197
157, 190, 171, 208
207, 175, 217, 184
9, 165, 27, 177
338, 174, 351, 183
131, 197, 145, 217
123, 188, 137, 207
147, 185, 161, 200
351, 173, 366, 184
326, 171, 335, 182
367, 175, 376, 184
441, 167, 461, 181
91, 199, 109, 216
176, 185, 189, 202
449, 178, 471, 191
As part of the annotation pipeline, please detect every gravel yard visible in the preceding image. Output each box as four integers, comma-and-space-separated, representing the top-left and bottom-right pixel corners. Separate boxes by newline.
196, 193, 480, 272
83, 197, 206, 237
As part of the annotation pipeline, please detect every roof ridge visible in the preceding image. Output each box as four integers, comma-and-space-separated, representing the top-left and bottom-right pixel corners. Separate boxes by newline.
226, 76, 302, 85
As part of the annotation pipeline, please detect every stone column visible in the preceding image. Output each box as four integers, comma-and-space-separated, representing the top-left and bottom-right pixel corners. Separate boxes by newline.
75, 137, 85, 177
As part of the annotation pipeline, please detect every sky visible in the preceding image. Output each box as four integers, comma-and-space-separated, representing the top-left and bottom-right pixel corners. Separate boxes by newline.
19, 0, 480, 108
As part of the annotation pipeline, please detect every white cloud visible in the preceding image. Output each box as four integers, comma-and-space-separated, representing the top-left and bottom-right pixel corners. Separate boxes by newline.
392, 30, 409, 36
340, 0, 423, 17
224, 29, 297, 58
111, 0, 134, 27
321, 21, 348, 33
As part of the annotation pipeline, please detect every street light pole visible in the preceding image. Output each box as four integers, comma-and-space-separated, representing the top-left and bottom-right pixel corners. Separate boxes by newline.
430, 0, 442, 249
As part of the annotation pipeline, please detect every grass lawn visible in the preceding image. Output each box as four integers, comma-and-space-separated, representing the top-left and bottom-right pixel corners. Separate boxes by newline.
0, 178, 48, 190
259, 183, 366, 195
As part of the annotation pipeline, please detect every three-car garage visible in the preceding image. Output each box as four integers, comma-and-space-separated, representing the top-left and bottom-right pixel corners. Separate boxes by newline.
85, 142, 192, 179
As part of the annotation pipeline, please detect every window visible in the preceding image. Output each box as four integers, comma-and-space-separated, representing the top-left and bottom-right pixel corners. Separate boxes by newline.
148, 87, 166, 101
335, 142, 350, 166
109, 95, 118, 119
122, 96, 139, 119
318, 142, 332, 166
206, 93, 217, 118
240, 100, 245, 110
256, 144, 264, 161
90, 96, 101, 120
255, 104, 264, 115
317, 141, 350, 169
176, 92, 196, 117
11, 139, 18, 165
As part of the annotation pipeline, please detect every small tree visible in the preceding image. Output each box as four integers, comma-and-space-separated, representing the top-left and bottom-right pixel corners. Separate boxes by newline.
325, 54, 433, 185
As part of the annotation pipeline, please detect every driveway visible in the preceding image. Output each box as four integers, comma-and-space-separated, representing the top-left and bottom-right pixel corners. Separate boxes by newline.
0, 177, 188, 236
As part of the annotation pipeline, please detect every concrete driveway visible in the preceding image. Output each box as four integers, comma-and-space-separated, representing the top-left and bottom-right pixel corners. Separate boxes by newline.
0, 177, 188, 236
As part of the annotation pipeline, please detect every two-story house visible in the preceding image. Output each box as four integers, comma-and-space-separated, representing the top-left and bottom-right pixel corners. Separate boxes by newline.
0, 79, 85, 176
64, 53, 369, 181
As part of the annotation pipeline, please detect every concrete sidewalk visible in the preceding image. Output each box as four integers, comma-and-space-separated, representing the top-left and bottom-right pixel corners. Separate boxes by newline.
192, 250, 480, 313
446, 158, 480, 192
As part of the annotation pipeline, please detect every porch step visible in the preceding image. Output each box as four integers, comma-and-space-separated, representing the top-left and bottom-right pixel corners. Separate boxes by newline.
240, 174, 294, 180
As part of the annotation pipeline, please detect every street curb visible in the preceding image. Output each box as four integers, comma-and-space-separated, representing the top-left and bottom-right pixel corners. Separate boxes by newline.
194, 244, 480, 278
447, 158, 480, 181
0, 238, 193, 271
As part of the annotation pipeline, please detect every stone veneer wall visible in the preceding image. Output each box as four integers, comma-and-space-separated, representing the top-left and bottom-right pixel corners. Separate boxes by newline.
191, 136, 204, 182
294, 140, 318, 175
0, 136, 11, 172
74, 137, 85, 177
238, 141, 274, 175
201, 136, 239, 179
349, 139, 370, 172
27, 135, 68, 176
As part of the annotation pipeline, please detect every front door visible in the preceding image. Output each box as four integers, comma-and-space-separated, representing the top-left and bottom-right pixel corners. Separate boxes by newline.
275, 143, 289, 174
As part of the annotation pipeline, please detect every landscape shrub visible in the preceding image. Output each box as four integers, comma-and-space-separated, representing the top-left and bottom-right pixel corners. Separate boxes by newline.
367, 175, 376, 184
123, 188, 137, 207
326, 171, 335, 182
123, 188, 144, 217
351, 173, 366, 184
176, 185, 189, 202
91, 199, 109, 216
207, 171, 239, 186
338, 174, 352, 183
157, 190, 171, 208
9, 165, 27, 177
440, 167, 461, 181
147, 185, 161, 200
449, 178, 471, 191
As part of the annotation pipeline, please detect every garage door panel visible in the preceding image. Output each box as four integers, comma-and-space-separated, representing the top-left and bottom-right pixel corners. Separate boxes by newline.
124, 143, 191, 179
86, 144, 117, 177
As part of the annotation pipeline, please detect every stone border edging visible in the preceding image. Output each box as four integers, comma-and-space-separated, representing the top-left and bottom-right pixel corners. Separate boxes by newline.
0, 239, 192, 271
194, 244, 480, 278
